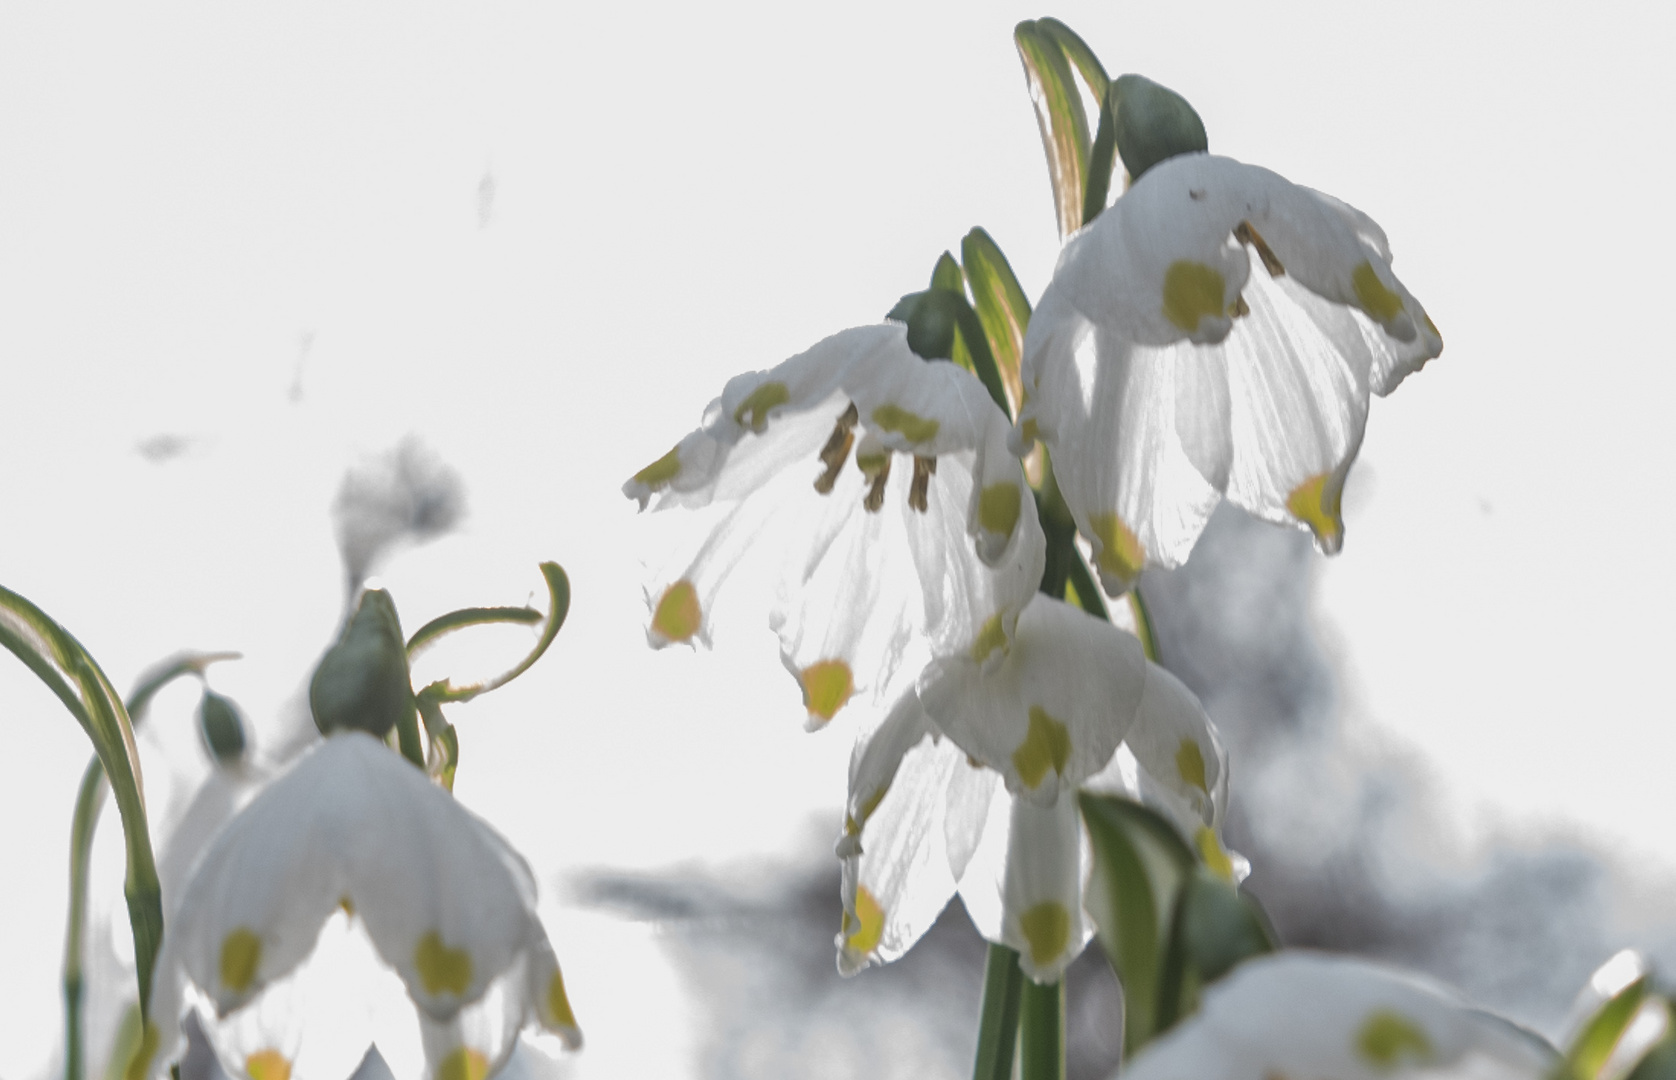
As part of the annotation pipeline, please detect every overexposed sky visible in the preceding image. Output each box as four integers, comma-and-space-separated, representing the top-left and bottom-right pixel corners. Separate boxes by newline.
2, 2, 1673, 1076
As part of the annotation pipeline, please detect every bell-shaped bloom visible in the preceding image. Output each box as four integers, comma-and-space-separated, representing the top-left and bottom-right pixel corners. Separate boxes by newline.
144, 732, 580, 1080
1117, 952, 1556, 1080
1015, 153, 1442, 593
834, 597, 1236, 983
625, 324, 1045, 728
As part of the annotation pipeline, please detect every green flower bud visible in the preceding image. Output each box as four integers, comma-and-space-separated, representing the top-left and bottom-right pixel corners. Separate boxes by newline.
310, 588, 415, 739
1112, 73, 1209, 183
196, 689, 247, 765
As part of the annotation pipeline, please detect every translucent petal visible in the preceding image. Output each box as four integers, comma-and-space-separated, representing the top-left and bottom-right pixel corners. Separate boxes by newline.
630, 323, 1045, 723
167, 740, 353, 1014
999, 792, 1090, 984
920, 597, 1147, 804
1120, 663, 1227, 829
836, 733, 985, 975
838, 689, 937, 858
1122, 953, 1557, 1080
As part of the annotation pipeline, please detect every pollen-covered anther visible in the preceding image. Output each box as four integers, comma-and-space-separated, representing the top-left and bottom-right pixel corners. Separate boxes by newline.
1230, 294, 1251, 318
1235, 220, 1286, 277
909, 455, 937, 512
862, 453, 892, 513
814, 403, 860, 495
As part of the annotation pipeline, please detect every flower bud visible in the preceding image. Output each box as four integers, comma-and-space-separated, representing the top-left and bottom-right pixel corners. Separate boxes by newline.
310, 588, 415, 739
196, 688, 247, 765
1112, 73, 1208, 182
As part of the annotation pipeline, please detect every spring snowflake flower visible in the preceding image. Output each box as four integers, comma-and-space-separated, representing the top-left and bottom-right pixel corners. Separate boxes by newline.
834, 597, 1235, 982
143, 731, 580, 1080
1117, 952, 1555, 1080
625, 324, 1045, 728
1015, 153, 1442, 593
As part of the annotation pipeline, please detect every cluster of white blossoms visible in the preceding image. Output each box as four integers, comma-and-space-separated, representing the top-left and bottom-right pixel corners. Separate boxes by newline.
626, 149, 1437, 994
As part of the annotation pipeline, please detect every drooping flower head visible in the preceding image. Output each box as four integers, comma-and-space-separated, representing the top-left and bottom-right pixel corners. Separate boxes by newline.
145, 732, 580, 1080
1116, 952, 1555, 1080
625, 324, 1045, 728
835, 596, 1235, 983
1016, 153, 1442, 593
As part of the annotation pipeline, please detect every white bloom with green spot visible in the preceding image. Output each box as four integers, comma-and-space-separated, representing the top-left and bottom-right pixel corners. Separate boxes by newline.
625, 324, 1045, 729
144, 732, 580, 1080
1117, 952, 1556, 1080
1015, 154, 1442, 594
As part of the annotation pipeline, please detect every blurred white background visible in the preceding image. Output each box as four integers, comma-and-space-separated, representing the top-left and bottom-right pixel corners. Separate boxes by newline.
2, 2, 1673, 1076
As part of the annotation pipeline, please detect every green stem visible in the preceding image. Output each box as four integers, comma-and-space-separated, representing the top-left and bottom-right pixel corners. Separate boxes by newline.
972, 944, 1024, 1080
1018, 978, 1065, 1080
1128, 587, 1160, 665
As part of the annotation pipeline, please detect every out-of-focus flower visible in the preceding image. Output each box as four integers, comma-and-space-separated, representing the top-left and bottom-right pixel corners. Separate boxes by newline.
834, 597, 1235, 983
1015, 153, 1442, 593
144, 732, 579, 1080
625, 324, 1045, 728
1115, 951, 1556, 1080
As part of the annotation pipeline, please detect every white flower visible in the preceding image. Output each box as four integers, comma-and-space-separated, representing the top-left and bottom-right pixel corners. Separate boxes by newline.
1015, 153, 1442, 593
144, 732, 580, 1080
1116, 952, 1556, 1080
834, 597, 1236, 983
625, 323, 1045, 728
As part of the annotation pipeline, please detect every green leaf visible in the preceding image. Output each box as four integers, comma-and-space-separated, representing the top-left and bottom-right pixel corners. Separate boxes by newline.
1036, 18, 1109, 100
0, 586, 164, 1022
1083, 84, 1119, 227
1156, 869, 1277, 1034
931, 251, 965, 295
960, 228, 1031, 416
1078, 792, 1195, 1055
1014, 20, 1092, 238
972, 943, 1024, 1080
1567, 975, 1651, 1080
1111, 73, 1209, 183
416, 562, 571, 705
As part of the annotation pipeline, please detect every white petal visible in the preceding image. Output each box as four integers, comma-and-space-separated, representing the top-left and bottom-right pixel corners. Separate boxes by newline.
167, 740, 353, 1014
836, 733, 992, 975
999, 792, 1090, 984
838, 689, 937, 858
1122, 952, 1556, 1080
1121, 664, 1226, 829
331, 737, 543, 1020
920, 597, 1148, 804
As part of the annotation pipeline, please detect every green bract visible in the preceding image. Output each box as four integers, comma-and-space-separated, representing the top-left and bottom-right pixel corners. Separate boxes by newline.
310, 588, 416, 741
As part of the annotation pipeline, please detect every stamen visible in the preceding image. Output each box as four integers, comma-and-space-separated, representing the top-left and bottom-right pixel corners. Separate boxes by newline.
814, 403, 859, 495
1229, 294, 1251, 318
863, 454, 892, 513
1235, 221, 1285, 277
908, 455, 937, 512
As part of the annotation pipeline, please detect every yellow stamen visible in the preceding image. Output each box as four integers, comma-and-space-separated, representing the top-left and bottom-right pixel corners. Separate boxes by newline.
908, 455, 937, 512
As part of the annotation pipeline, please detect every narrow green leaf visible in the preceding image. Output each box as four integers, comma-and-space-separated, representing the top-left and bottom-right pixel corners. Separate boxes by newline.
931, 251, 965, 295
1083, 85, 1119, 227
1568, 976, 1651, 1080
1036, 18, 1109, 100
1018, 978, 1065, 1080
972, 943, 1023, 1080
1015, 20, 1092, 238
420, 562, 571, 705
960, 228, 1031, 415
1078, 792, 1195, 1054
949, 297, 1010, 419
1111, 73, 1209, 183
1128, 587, 1160, 664
0, 586, 165, 1022
406, 605, 542, 659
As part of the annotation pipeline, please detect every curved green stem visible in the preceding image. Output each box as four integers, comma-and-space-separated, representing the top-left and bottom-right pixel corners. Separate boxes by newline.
62, 653, 238, 1080
406, 562, 570, 704
1, 587, 165, 1030
1018, 978, 1065, 1080
972, 943, 1023, 1080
